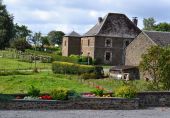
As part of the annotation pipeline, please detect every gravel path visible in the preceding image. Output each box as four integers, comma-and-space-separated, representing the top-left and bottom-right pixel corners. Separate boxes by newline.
0, 107, 170, 118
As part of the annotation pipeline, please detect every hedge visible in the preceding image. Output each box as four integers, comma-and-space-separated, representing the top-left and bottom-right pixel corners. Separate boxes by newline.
52, 61, 104, 77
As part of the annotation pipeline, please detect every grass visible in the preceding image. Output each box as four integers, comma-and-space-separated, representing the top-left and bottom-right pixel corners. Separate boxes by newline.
85, 78, 148, 92
0, 58, 51, 70
0, 72, 95, 94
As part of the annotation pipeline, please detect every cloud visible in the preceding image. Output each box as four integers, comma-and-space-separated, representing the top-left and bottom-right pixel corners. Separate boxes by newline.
3, 0, 170, 34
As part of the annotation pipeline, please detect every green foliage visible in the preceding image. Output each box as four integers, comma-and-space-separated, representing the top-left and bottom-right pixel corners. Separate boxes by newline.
143, 17, 156, 30
12, 38, 32, 51
48, 30, 65, 45
50, 88, 69, 100
140, 46, 170, 90
13, 23, 31, 39
52, 61, 103, 76
91, 86, 104, 97
115, 85, 137, 99
0, 70, 32, 76
80, 73, 98, 80
27, 85, 40, 97
0, 2, 14, 49
154, 22, 170, 32
0, 94, 14, 101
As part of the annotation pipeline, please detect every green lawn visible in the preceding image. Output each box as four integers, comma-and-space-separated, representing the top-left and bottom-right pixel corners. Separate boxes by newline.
0, 72, 95, 94
0, 58, 51, 70
85, 78, 147, 92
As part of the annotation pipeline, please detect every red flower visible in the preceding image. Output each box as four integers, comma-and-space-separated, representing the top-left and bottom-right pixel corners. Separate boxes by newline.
96, 86, 100, 89
40, 95, 52, 100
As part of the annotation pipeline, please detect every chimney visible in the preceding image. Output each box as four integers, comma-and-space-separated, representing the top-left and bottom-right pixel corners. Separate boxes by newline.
98, 17, 103, 23
132, 17, 138, 26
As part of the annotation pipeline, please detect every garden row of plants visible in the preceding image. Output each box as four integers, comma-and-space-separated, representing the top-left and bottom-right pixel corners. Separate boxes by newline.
0, 83, 137, 102
52, 61, 104, 79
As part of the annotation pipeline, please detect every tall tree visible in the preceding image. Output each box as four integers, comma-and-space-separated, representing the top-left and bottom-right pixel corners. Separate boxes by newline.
0, 1, 14, 49
14, 23, 32, 39
143, 17, 156, 30
47, 31, 65, 46
40, 36, 50, 49
140, 46, 170, 90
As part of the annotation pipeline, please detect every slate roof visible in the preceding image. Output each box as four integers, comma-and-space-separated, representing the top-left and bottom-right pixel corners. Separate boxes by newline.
144, 31, 170, 46
83, 13, 141, 38
65, 31, 81, 37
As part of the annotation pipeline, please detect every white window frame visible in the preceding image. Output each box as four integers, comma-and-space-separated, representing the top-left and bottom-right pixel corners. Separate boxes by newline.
105, 38, 112, 47
104, 51, 112, 63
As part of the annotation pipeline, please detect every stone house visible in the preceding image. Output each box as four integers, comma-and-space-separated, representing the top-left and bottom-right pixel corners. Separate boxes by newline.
125, 31, 170, 66
62, 13, 141, 65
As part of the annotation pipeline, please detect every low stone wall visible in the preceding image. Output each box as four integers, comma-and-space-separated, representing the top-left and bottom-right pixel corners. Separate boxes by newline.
0, 97, 139, 110
137, 92, 170, 107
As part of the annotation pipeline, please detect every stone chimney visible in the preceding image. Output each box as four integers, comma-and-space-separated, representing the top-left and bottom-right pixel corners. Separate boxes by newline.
98, 17, 103, 23
132, 17, 138, 26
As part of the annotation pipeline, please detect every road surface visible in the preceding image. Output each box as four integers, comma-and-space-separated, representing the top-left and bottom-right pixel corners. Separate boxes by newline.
0, 107, 170, 118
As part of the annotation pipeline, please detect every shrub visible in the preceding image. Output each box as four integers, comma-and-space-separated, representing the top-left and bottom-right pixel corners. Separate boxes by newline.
115, 85, 137, 99
80, 73, 98, 80
0, 94, 14, 101
52, 61, 103, 77
50, 88, 69, 100
27, 85, 40, 97
91, 86, 104, 97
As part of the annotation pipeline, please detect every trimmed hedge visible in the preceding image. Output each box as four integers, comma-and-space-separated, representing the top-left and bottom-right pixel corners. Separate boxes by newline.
52, 55, 94, 65
52, 61, 104, 77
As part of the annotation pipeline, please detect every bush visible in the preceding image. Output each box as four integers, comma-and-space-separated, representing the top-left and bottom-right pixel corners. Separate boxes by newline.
52, 61, 103, 77
0, 94, 14, 101
80, 73, 98, 80
27, 85, 40, 97
91, 86, 104, 97
115, 85, 137, 99
50, 88, 69, 100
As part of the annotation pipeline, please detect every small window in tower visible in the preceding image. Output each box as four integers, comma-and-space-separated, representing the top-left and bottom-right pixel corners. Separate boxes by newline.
105, 39, 112, 47
88, 39, 90, 46
64, 40, 67, 46
125, 41, 129, 46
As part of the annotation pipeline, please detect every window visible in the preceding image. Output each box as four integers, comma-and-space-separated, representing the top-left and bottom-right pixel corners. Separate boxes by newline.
105, 52, 112, 61
125, 41, 129, 46
64, 40, 67, 46
88, 39, 90, 46
105, 38, 112, 47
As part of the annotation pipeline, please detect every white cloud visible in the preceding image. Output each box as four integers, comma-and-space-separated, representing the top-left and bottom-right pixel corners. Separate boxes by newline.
3, 0, 170, 34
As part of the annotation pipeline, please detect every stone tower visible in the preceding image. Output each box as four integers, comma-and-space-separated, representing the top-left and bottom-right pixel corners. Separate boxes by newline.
62, 31, 81, 56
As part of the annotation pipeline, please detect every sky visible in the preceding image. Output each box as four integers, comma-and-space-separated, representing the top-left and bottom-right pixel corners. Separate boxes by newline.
3, 0, 170, 35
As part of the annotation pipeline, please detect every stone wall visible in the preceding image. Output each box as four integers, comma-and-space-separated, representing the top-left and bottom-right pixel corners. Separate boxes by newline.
137, 92, 170, 107
125, 32, 157, 66
0, 97, 139, 110
81, 37, 95, 58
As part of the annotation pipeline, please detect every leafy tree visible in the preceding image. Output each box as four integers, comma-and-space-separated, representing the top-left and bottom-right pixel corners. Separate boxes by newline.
47, 31, 65, 46
143, 17, 156, 30
14, 23, 32, 39
140, 46, 170, 90
154, 22, 170, 32
0, 1, 14, 49
40, 36, 50, 49
12, 38, 31, 51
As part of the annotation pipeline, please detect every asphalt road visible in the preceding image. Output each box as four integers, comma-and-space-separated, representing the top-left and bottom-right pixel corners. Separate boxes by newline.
0, 107, 170, 118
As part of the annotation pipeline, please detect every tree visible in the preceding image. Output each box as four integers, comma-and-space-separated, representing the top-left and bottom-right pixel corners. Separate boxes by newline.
0, 1, 14, 49
154, 22, 170, 32
140, 46, 170, 90
12, 38, 31, 52
14, 23, 32, 39
40, 36, 50, 50
47, 31, 65, 46
143, 17, 156, 30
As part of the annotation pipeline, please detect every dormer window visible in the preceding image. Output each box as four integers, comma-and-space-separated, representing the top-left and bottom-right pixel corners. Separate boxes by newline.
105, 38, 112, 47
